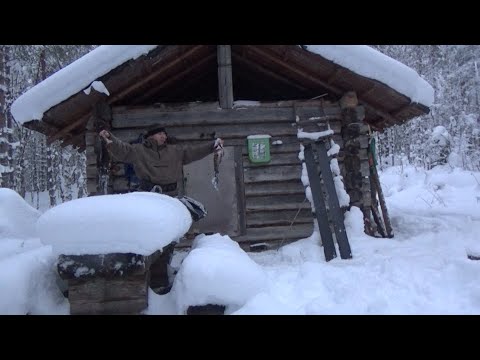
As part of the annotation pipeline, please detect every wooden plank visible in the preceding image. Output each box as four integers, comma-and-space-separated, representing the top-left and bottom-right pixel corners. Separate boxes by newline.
87, 181, 97, 195
245, 181, 305, 197
247, 209, 313, 227
69, 297, 147, 315
246, 202, 311, 212
86, 164, 98, 179
113, 106, 292, 127
246, 194, 309, 212
106, 135, 300, 150
243, 165, 302, 183
243, 152, 301, 167
112, 106, 342, 128
217, 45, 234, 109
243, 142, 300, 155
114, 123, 301, 142
114, 102, 220, 114
232, 223, 313, 243
86, 152, 97, 166
68, 276, 147, 301
315, 141, 352, 260
304, 143, 337, 261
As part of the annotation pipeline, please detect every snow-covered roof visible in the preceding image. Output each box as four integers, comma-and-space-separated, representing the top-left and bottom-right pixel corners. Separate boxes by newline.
11, 45, 433, 126
304, 46, 434, 108
11, 45, 158, 124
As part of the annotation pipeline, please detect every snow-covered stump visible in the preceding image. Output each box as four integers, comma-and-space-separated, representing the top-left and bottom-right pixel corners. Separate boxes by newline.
57, 250, 163, 315
36, 192, 193, 315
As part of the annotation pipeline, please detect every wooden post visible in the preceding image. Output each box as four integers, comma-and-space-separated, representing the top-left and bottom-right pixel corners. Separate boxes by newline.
217, 45, 233, 109
340, 92, 372, 233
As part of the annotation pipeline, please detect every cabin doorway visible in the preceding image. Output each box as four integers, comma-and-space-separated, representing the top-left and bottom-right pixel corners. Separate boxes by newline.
183, 146, 241, 236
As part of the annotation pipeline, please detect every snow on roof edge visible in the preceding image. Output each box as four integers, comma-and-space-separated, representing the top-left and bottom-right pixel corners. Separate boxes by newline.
304, 45, 434, 108
11, 45, 159, 124
11, 45, 434, 125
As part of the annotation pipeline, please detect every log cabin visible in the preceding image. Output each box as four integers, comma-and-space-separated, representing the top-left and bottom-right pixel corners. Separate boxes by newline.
12, 45, 433, 251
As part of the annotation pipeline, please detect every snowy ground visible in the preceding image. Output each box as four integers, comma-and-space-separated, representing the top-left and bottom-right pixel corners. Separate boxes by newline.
1, 165, 480, 314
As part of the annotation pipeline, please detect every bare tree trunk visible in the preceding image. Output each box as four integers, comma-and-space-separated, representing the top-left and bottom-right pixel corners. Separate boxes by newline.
0, 45, 13, 188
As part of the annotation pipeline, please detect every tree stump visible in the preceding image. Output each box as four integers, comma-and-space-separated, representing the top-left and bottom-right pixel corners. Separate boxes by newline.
57, 247, 170, 315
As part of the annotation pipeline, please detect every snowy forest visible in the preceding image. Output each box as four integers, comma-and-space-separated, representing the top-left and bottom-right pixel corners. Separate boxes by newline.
1, 45, 480, 209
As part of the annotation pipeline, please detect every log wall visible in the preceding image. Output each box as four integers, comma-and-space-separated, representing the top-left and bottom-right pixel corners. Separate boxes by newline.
85, 100, 371, 248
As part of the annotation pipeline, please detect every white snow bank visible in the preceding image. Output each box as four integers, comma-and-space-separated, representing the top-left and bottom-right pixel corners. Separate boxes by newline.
232, 292, 304, 315
0, 188, 41, 239
0, 244, 68, 315
37, 192, 192, 256
305, 45, 434, 107
171, 233, 268, 314
11, 45, 158, 124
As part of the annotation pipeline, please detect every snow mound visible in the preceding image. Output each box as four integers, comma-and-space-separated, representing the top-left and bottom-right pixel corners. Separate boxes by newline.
172, 233, 267, 314
0, 188, 41, 239
37, 192, 192, 255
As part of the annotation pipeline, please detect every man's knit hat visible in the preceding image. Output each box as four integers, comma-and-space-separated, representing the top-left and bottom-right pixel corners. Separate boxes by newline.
144, 125, 167, 138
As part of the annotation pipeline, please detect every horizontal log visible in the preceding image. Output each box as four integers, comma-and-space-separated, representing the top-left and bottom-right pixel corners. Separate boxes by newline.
68, 275, 148, 302
243, 152, 301, 167
361, 160, 370, 176
243, 165, 302, 183
87, 181, 97, 195
86, 165, 98, 179
245, 181, 305, 197
69, 297, 147, 315
246, 202, 312, 212
247, 209, 313, 227
86, 146, 95, 158
87, 153, 97, 166
246, 194, 310, 212
58, 251, 161, 280
242, 142, 301, 155
359, 136, 369, 148
232, 223, 314, 243
112, 105, 343, 129
87, 135, 310, 153
114, 122, 319, 143
114, 102, 220, 114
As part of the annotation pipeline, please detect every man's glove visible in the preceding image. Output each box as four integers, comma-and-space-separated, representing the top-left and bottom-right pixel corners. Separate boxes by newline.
214, 138, 224, 153
99, 130, 113, 145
